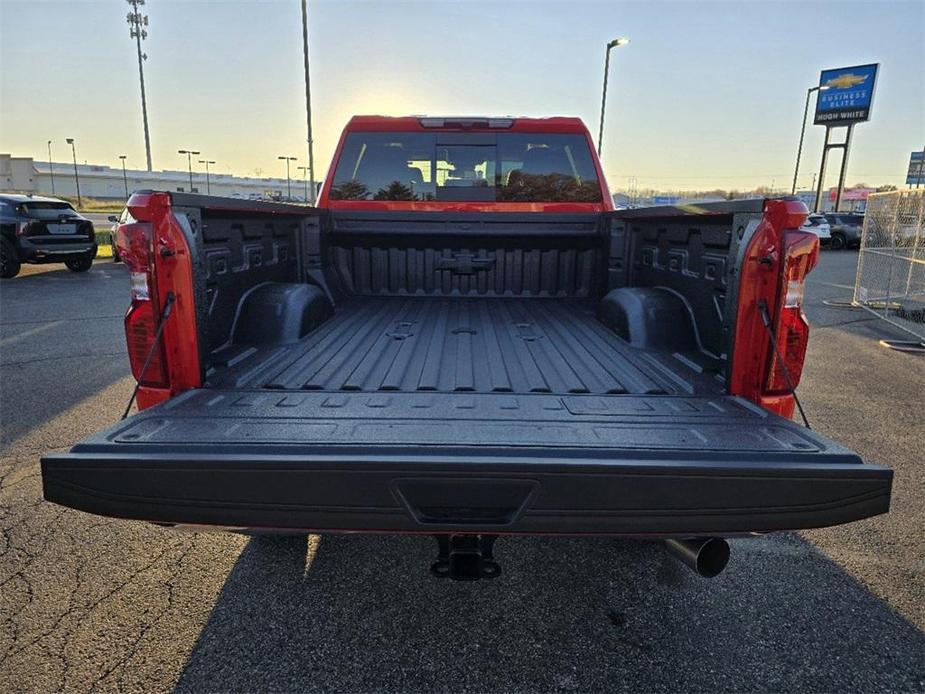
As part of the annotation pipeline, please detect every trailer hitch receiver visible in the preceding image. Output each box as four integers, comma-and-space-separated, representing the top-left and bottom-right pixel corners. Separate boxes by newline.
430, 535, 501, 580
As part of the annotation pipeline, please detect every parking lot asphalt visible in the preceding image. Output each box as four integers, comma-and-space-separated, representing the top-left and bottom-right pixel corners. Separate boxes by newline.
1, 254, 923, 693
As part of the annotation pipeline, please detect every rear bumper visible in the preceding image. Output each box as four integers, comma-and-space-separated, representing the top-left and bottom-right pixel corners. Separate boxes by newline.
20, 239, 97, 262
41, 450, 892, 536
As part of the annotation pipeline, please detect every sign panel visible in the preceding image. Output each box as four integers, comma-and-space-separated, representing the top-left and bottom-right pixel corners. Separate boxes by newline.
827, 187, 874, 201
653, 196, 679, 206
906, 151, 925, 185
814, 63, 879, 125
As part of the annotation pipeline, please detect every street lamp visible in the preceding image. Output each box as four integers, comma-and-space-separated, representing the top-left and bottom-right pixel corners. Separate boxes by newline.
118, 155, 129, 198
597, 37, 630, 156
278, 156, 297, 200
297, 165, 309, 202
126, 0, 153, 171
178, 149, 200, 191
791, 84, 830, 195
47, 140, 55, 195
300, 0, 316, 204
66, 138, 81, 208
198, 159, 215, 194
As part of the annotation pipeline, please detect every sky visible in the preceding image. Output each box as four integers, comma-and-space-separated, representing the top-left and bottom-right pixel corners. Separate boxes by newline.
1, 0, 923, 192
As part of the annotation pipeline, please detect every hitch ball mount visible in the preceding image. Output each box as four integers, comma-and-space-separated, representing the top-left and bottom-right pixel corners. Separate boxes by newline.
431, 534, 501, 581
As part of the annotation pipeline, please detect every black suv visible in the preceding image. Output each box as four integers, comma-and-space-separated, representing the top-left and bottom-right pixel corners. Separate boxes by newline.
824, 213, 864, 250
0, 194, 97, 278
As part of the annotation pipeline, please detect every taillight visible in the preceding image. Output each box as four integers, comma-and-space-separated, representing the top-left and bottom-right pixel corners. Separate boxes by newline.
764, 230, 819, 393
117, 221, 168, 388
129, 271, 150, 300
125, 301, 167, 386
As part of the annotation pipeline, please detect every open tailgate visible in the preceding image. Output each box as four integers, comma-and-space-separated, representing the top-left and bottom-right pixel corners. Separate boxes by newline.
41, 389, 891, 535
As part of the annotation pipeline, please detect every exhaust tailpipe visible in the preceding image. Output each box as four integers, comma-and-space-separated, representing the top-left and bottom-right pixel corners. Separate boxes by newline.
664, 537, 730, 578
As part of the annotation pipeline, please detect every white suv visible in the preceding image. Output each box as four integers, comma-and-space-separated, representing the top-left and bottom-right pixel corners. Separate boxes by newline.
801, 213, 832, 244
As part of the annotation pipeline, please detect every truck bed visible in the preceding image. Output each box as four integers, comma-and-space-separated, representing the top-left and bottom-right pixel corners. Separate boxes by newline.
43, 295, 888, 535
40, 195, 892, 538
208, 297, 723, 396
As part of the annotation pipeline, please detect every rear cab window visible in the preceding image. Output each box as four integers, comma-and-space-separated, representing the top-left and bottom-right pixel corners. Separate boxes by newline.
327, 126, 604, 205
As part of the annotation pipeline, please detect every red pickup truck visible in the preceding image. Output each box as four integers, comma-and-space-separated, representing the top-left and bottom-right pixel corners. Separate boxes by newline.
42, 116, 891, 580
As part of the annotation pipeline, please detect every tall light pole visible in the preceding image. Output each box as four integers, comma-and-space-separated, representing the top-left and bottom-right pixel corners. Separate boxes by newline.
178, 150, 199, 191
297, 165, 309, 202
301, 0, 316, 204
198, 159, 215, 194
791, 84, 830, 195
65, 138, 81, 208
597, 37, 630, 157
47, 140, 55, 195
278, 156, 297, 200
916, 144, 925, 189
119, 155, 129, 198
126, 0, 152, 171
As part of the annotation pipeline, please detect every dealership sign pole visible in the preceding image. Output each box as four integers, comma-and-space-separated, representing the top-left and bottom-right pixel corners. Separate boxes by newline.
812, 64, 879, 212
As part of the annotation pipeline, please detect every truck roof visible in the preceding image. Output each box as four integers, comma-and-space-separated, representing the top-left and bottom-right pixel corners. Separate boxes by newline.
0, 193, 70, 204
345, 115, 591, 134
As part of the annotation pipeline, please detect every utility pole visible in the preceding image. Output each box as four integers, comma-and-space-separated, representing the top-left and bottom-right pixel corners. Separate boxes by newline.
47, 140, 55, 194
178, 150, 200, 191
297, 165, 309, 202
301, 0, 316, 204
126, 0, 152, 171
119, 155, 129, 198
912, 145, 925, 189
278, 156, 297, 200
66, 138, 81, 208
597, 37, 630, 156
198, 159, 215, 194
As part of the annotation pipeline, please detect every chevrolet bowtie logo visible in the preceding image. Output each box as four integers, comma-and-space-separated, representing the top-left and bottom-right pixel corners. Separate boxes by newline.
824, 73, 868, 89
437, 253, 496, 274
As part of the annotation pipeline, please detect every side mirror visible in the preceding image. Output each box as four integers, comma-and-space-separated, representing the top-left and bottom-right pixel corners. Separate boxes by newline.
108, 215, 118, 223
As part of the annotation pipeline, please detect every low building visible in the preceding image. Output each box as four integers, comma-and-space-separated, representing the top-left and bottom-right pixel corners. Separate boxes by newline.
0, 154, 315, 202
825, 187, 875, 213
793, 188, 874, 213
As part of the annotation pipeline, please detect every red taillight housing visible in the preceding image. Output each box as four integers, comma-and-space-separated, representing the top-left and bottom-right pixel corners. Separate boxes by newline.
764, 231, 819, 394
729, 199, 818, 420
117, 221, 169, 388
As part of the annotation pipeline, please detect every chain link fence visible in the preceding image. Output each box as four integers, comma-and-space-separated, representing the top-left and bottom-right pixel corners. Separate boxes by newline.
853, 189, 925, 342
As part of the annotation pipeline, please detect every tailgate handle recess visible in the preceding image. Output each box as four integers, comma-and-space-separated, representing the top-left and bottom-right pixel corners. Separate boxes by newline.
392, 478, 537, 526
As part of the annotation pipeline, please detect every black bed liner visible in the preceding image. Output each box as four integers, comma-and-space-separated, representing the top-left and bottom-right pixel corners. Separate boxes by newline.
209, 297, 722, 396
76, 390, 814, 451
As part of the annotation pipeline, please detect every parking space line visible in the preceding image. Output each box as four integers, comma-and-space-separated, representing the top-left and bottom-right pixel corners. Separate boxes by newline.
0, 321, 62, 348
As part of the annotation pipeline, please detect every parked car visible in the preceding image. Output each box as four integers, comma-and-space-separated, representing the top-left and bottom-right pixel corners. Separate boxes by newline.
0, 194, 97, 278
824, 213, 864, 250
42, 116, 892, 581
107, 208, 129, 262
864, 212, 921, 247
800, 213, 831, 245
